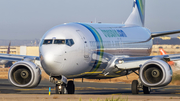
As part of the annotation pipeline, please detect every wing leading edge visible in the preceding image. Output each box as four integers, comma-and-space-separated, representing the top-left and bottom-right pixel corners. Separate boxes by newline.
0, 53, 40, 66
151, 30, 180, 38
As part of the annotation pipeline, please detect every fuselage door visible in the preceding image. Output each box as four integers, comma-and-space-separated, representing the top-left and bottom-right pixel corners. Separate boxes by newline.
76, 30, 89, 58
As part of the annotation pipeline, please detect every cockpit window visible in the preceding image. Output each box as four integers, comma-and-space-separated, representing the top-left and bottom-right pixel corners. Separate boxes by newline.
54, 39, 66, 44
66, 39, 74, 46
43, 40, 53, 44
42, 39, 74, 46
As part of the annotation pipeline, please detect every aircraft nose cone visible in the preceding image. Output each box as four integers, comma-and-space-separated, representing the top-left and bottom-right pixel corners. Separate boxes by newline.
40, 45, 68, 76
40, 47, 56, 72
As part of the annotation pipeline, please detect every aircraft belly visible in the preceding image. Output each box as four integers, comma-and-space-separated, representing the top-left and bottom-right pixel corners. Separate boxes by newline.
66, 67, 132, 79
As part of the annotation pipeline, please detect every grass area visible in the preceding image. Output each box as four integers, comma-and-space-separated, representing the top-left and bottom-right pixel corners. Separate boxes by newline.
104, 97, 128, 101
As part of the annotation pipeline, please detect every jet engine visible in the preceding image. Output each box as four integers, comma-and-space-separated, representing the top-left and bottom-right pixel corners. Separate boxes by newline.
8, 61, 41, 88
139, 59, 172, 87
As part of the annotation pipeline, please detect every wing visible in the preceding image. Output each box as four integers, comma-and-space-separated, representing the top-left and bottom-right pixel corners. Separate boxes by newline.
102, 54, 180, 87
104, 53, 180, 74
0, 53, 40, 66
102, 55, 170, 75
151, 30, 180, 38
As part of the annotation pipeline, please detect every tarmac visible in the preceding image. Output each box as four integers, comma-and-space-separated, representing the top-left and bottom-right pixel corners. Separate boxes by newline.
0, 79, 180, 101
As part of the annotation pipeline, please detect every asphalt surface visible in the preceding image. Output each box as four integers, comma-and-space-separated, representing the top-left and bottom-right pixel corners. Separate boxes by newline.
0, 79, 180, 96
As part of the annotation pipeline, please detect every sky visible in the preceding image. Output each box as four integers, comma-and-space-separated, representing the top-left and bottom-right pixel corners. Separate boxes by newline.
0, 0, 180, 40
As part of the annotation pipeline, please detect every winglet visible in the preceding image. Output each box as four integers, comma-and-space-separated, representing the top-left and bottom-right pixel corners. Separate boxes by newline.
125, 0, 145, 27
159, 48, 167, 55
159, 48, 175, 65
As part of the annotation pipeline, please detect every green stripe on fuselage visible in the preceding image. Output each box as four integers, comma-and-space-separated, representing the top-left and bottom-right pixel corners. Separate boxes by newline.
79, 23, 104, 72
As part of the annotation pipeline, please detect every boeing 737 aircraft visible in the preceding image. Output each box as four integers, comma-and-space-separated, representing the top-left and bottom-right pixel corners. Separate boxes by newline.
1, 0, 180, 94
159, 48, 180, 71
159, 48, 175, 66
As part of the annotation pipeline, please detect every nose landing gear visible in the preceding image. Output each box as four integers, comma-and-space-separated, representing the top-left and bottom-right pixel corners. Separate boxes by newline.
50, 76, 75, 94
55, 84, 66, 94
66, 81, 75, 94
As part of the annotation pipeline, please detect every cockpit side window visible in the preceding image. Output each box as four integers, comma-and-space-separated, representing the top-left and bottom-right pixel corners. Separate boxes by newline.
66, 39, 74, 46
54, 39, 66, 44
43, 40, 53, 44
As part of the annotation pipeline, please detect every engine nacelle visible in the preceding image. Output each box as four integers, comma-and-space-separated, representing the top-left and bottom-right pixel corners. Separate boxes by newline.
140, 59, 172, 87
8, 61, 41, 88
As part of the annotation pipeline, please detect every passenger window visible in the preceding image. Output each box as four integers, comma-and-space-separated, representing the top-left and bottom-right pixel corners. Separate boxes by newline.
54, 40, 65, 44
43, 40, 53, 44
66, 39, 74, 46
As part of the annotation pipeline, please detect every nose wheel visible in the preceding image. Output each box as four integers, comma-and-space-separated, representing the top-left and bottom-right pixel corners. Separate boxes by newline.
50, 76, 75, 94
66, 80, 75, 94
55, 84, 66, 94
55, 81, 75, 94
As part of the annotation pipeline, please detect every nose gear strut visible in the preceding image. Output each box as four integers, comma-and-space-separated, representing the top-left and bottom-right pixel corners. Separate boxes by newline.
49, 76, 75, 94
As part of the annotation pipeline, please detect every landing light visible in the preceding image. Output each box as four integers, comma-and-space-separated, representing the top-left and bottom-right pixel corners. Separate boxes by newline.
118, 60, 124, 64
59, 86, 61, 89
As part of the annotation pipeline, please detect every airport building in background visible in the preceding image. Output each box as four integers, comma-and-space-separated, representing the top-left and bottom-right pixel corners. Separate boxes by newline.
0, 46, 39, 56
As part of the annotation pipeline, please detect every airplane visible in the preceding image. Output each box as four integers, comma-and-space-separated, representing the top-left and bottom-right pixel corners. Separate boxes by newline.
159, 48, 180, 71
159, 48, 175, 66
0, 42, 11, 65
1, 0, 180, 95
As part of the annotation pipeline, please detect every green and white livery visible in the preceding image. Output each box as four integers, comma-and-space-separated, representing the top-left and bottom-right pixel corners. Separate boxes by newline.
0, 0, 180, 95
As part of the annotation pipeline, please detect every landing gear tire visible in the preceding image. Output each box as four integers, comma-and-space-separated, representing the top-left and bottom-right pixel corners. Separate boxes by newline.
66, 81, 75, 94
132, 80, 139, 94
143, 86, 150, 94
55, 84, 65, 94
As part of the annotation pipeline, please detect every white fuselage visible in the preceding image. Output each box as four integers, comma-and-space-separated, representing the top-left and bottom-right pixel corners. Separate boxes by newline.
39, 23, 152, 79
